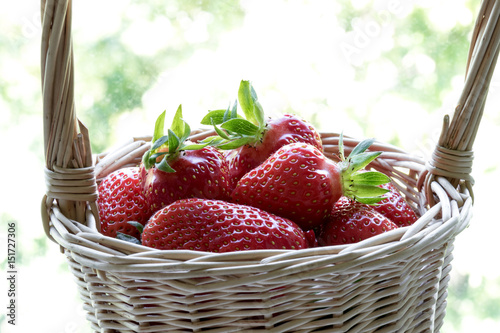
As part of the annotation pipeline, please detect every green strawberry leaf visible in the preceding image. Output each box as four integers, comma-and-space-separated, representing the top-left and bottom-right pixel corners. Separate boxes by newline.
238, 80, 256, 124
180, 120, 191, 144
152, 110, 167, 144
351, 138, 376, 157
250, 84, 265, 127
200, 135, 227, 145
221, 118, 260, 135
149, 151, 168, 162
349, 184, 389, 198
142, 150, 152, 169
170, 105, 185, 139
151, 135, 169, 150
352, 171, 390, 186
182, 143, 210, 151
212, 120, 231, 140
339, 134, 390, 205
217, 137, 255, 150
116, 232, 141, 244
157, 156, 176, 173
127, 221, 144, 234
198, 81, 267, 151
168, 129, 180, 153
201, 109, 227, 125
144, 107, 207, 172
202, 102, 240, 126
238, 80, 265, 128
347, 151, 382, 173
227, 99, 238, 121
167, 104, 191, 147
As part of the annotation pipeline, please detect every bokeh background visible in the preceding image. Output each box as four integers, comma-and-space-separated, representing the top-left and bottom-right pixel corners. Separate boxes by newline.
1, 0, 499, 332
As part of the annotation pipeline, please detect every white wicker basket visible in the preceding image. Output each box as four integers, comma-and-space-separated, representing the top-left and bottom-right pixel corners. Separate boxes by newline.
40, 1, 500, 332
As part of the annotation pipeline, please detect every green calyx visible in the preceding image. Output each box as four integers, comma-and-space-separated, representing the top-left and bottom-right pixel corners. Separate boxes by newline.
142, 105, 208, 173
200, 80, 267, 150
338, 134, 390, 204
116, 221, 144, 244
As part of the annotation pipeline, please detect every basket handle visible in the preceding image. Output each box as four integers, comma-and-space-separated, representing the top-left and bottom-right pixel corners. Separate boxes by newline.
419, 0, 500, 206
41, 0, 98, 239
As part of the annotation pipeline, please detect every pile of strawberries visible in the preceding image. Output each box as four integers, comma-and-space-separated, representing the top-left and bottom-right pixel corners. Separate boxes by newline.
97, 81, 418, 252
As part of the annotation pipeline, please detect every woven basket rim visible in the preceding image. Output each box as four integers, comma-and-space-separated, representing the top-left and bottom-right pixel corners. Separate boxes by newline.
42, 132, 472, 268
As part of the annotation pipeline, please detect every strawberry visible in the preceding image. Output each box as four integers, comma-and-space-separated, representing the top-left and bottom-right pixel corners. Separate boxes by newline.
371, 182, 419, 227
231, 137, 390, 230
201, 80, 322, 187
97, 167, 150, 239
304, 229, 319, 248
317, 197, 398, 246
141, 198, 308, 252
141, 106, 232, 215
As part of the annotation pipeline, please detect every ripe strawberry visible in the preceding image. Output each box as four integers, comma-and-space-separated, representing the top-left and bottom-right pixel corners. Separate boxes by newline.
231, 138, 390, 230
141, 106, 232, 214
141, 198, 308, 252
201, 80, 322, 186
371, 182, 419, 227
318, 197, 398, 246
97, 167, 150, 238
304, 229, 319, 248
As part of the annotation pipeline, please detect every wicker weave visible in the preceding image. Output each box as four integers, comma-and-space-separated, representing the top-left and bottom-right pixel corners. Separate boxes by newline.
40, 1, 500, 332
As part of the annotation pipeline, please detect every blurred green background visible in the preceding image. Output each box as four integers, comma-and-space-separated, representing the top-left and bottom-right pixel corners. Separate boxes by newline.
1, 0, 499, 332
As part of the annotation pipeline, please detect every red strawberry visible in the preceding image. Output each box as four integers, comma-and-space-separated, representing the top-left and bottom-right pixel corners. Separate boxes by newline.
317, 197, 398, 246
141, 107, 232, 214
231, 142, 340, 230
141, 145, 231, 213
141, 198, 308, 252
201, 81, 322, 186
97, 167, 150, 238
231, 138, 390, 230
225, 114, 323, 187
231, 136, 389, 230
371, 182, 419, 227
304, 229, 319, 248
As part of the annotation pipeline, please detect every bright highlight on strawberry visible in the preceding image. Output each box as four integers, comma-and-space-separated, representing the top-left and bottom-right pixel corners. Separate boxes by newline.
96, 80, 420, 251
